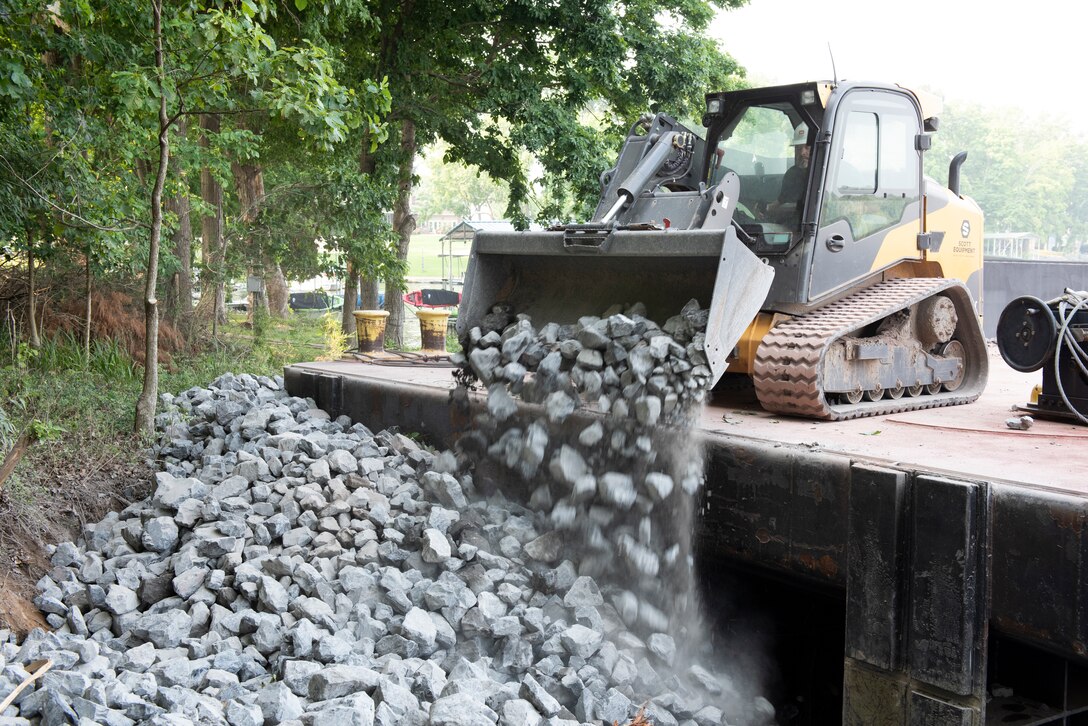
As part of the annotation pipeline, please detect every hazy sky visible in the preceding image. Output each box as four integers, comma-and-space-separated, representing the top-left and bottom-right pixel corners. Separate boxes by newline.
710, 0, 1080, 131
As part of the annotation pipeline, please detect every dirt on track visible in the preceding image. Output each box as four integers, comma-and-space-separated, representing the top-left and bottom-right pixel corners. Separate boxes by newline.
0, 430, 152, 636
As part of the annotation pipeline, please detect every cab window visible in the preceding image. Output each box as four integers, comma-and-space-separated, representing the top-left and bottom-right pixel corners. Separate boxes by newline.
821, 96, 920, 240
708, 103, 808, 249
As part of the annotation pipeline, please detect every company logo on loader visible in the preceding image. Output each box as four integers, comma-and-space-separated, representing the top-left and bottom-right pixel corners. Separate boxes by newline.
961, 220, 971, 238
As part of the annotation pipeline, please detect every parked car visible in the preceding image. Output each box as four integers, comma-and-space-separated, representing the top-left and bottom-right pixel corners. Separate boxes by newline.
289, 292, 342, 313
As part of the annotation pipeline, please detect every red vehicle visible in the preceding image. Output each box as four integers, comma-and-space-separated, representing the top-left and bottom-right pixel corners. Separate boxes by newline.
403, 288, 461, 308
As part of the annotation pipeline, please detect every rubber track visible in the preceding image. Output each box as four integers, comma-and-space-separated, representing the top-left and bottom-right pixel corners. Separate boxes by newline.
753, 278, 985, 421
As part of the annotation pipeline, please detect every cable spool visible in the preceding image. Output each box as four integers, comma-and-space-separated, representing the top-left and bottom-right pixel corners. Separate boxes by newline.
1051, 290, 1088, 424
998, 290, 1088, 425
996, 295, 1057, 372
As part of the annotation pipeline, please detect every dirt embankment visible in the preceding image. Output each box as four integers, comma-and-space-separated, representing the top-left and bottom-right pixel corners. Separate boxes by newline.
0, 431, 152, 635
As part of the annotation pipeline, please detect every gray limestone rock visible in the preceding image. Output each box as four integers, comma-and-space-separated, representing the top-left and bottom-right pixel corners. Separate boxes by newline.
308, 665, 381, 701
142, 517, 180, 553
521, 531, 561, 563
500, 699, 542, 726
133, 611, 192, 648
421, 528, 451, 564
519, 674, 560, 718
429, 693, 498, 726
103, 585, 139, 616
256, 681, 303, 723
643, 472, 674, 502
563, 577, 603, 608
560, 624, 603, 659
401, 607, 437, 649
487, 384, 519, 423
327, 449, 358, 475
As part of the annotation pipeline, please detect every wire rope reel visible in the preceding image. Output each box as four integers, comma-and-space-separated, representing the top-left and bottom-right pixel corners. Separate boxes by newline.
996, 295, 1058, 373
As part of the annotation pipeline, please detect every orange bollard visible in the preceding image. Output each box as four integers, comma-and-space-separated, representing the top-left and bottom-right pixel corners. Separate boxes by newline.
353, 310, 390, 354
415, 310, 450, 355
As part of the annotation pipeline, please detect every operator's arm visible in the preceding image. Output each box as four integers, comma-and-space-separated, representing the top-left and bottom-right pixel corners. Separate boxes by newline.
767, 165, 805, 222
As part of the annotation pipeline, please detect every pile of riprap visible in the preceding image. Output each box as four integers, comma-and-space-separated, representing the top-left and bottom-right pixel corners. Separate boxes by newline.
0, 312, 773, 725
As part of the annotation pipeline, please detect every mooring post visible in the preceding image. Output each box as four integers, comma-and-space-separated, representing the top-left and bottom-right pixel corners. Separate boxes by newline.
844, 466, 991, 725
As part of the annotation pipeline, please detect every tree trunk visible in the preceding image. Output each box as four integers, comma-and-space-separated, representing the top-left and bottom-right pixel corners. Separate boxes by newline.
341, 260, 357, 334
194, 114, 225, 330
26, 239, 39, 349
386, 119, 417, 348
349, 132, 378, 336
361, 277, 380, 309
164, 118, 193, 327
83, 247, 91, 361
266, 265, 289, 318
164, 189, 193, 324
134, 0, 169, 436
231, 157, 267, 323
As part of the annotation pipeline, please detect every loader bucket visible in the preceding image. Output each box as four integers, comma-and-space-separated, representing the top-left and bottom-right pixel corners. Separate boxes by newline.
457, 227, 775, 386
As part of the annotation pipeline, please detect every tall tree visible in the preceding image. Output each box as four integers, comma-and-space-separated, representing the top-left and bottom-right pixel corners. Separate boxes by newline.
134, 0, 170, 435
928, 102, 1088, 252
327, 0, 746, 345
25, 0, 391, 435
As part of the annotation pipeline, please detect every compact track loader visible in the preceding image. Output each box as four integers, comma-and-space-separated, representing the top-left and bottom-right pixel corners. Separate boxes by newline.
457, 81, 988, 420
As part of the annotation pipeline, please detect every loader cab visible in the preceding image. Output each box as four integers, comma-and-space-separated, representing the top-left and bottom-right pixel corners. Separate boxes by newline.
705, 82, 932, 310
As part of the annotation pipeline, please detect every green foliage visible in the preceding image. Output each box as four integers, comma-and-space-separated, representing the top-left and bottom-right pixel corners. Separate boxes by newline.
251, 302, 270, 346
0, 313, 325, 444
416, 142, 511, 221
329, 0, 747, 230
29, 419, 64, 442
927, 102, 1088, 251
33, 333, 139, 380
317, 313, 349, 361
0, 403, 16, 452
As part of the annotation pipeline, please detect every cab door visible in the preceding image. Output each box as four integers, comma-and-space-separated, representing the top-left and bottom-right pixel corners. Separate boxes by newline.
809, 90, 925, 301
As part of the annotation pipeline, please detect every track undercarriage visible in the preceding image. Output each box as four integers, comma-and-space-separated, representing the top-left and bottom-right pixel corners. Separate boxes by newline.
753, 278, 989, 420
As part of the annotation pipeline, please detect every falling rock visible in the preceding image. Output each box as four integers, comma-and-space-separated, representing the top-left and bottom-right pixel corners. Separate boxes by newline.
597, 472, 636, 509
548, 445, 588, 487
634, 395, 662, 427
648, 632, 676, 666
575, 349, 604, 371
469, 347, 502, 384
487, 384, 519, 422
578, 422, 604, 447
544, 391, 577, 424
643, 472, 674, 502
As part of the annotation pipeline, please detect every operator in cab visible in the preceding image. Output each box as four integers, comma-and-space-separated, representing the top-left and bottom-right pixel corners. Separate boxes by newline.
766, 123, 810, 225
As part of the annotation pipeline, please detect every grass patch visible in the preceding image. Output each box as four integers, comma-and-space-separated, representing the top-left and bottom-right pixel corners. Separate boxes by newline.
0, 311, 330, 452
406, 232, 472, 282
